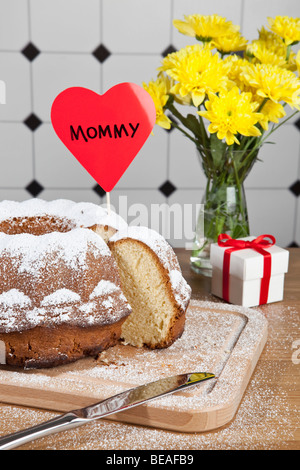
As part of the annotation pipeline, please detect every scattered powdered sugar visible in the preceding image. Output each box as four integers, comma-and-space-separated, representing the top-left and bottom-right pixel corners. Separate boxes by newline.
0, 289, 31, 308
89, 280, 120, 300
0, 300, 297, 450
78, 302, 96, 314
0, 300, 266, 410
41, 289, 80, 306
102, 296, 114, 310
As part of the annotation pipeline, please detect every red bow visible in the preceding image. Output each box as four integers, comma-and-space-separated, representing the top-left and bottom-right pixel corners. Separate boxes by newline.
217, 234, 276, 305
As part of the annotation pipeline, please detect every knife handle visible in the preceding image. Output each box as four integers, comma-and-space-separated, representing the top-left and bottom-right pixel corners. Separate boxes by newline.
0, 412, 87, 450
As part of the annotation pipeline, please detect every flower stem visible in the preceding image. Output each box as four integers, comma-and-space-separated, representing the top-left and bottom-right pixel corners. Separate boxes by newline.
170, 121, 199, 145
260, 109, 299, 143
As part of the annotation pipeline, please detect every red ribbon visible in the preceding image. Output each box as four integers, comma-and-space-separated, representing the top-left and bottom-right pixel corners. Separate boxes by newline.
217, 234, 276, 305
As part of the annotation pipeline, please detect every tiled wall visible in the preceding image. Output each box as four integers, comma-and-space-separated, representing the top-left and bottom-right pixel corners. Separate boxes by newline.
0, 0, 300, 247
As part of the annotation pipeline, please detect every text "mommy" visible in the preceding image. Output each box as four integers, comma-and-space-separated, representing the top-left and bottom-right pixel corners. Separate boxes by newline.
70, 123, 140, 142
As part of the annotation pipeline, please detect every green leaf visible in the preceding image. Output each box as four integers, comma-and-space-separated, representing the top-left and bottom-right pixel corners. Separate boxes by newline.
185, 114, 203, 139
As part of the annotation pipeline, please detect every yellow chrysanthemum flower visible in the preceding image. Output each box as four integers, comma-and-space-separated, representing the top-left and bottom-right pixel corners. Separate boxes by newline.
247, 26, 297, 70
159, 44, 230, 107
212, 31, 248, 54
224, 55, 247, 78
173, 14, 239, 42
297, 50, 300, 76
257, 26, 285, 49
247, 42, 288, 68
240, 63, 300, 109
143, 76, 172, 130
267, 16, 300, 46
223, 55, 256, 92
198, 87, 262, 145
257, 99, 286, 131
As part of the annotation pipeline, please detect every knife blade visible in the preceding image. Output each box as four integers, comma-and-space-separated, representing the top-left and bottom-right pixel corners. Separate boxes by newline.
0, 371, 215, 450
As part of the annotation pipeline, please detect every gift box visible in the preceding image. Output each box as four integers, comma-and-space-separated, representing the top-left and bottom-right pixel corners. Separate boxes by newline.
210, 234, 289, 307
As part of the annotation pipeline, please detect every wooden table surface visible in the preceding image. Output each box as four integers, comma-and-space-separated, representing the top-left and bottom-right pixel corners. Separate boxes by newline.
0, 248, 299, 450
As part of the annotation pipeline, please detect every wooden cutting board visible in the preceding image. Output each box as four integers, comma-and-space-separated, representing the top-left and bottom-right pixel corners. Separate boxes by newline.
0, 300, 268, 433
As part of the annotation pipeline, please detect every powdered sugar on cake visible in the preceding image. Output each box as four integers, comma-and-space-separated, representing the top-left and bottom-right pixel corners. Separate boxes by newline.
0, 198, 128, 232
0, 293, 130, 333
41, 289, 81, 306
0, 228, 131, 333
0, 228, 110, 275
89, 280, 120, 299
0, 289, 32, 308
169, 269, 191, 310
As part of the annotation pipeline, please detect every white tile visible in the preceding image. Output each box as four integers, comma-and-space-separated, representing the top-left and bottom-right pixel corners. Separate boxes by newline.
32, 53, 101, 121
243, 0, 300, 41
102, 0, 172, 53
34, 123, 96, 188
115, 126, 168, 190
0, 0, 29, 50
295, 200, 300, 245
167, 188, 204, 247
246, 189, 296, 247
172, 0, 243, 50
169, 128, 206, 189
40, 188, 101, 203
30, 0, 100, 52
245, 125, 300, 189
0, 53, 31, 121
102, 54, 161, 93
284, 107, 300, 126
110, 188, 167, 230
0, 189, 31, 202
0, 123, 33, 186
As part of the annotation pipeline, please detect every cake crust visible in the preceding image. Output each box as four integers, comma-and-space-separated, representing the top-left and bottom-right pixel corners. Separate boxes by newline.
0, 317, 127, 369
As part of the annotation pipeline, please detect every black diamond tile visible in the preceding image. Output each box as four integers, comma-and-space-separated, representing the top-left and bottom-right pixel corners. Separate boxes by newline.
294, 117, 300, 131
26, 180, 44, 197
93, 184, 106, 198
21, 42, 40, 62
92, 44, 111, 63
289, 179, 300, 197
161, 44, 177, 57
24, 113, 42, 132
159, 180, 177, 197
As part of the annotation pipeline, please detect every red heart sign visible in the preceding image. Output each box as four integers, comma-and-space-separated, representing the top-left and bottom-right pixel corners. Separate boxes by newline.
51, 83, 156, 192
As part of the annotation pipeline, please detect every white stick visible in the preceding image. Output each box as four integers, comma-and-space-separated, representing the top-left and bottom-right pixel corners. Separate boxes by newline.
106, 191, 111, 216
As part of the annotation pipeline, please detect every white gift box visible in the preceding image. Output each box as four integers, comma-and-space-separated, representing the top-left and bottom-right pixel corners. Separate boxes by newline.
210, 236, 289, 307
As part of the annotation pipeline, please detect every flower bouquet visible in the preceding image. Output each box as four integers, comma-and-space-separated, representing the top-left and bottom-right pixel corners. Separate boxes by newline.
143, 14, 300, 274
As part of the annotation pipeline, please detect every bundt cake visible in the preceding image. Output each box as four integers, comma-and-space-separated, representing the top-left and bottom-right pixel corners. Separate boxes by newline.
0, 199, 191, 368
109, 226, 191, 349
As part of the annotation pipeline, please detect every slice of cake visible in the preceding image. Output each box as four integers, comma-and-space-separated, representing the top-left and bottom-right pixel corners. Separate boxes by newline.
108, 226, 191, 349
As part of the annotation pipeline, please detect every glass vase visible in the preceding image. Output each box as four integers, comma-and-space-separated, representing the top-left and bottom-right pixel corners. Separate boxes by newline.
190, 145, 258, 276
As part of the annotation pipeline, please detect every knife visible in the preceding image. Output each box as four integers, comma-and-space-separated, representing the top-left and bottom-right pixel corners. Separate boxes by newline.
0, 371, 215, 450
